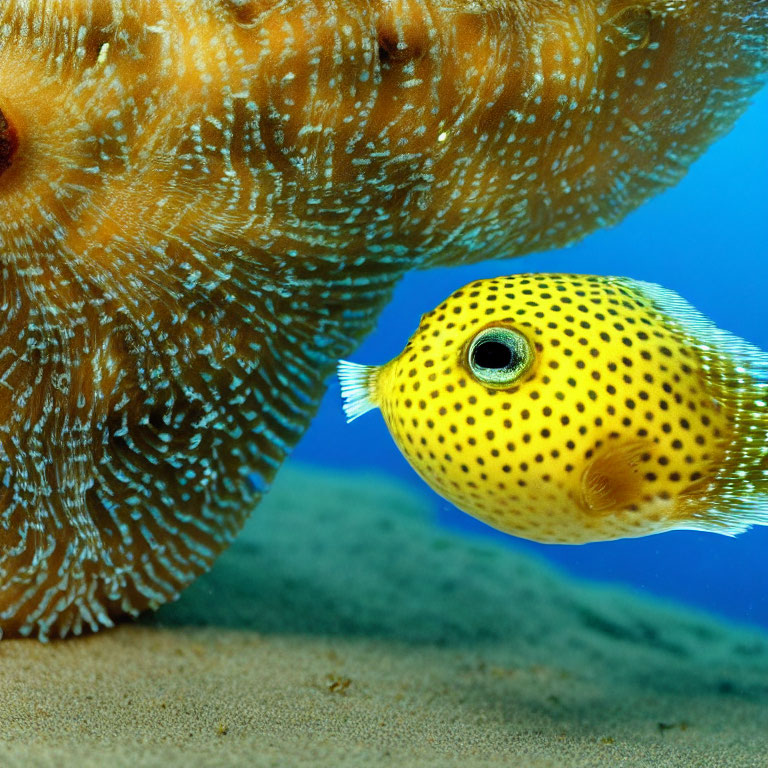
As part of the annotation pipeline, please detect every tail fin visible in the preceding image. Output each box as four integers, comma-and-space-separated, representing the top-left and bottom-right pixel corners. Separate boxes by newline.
337, 361, 380, 422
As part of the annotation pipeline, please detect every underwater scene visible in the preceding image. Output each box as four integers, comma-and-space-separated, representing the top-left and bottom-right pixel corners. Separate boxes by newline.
0, 2, 767, 767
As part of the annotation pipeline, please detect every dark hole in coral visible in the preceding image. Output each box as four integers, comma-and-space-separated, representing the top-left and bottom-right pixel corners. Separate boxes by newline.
606, 6, 653, 52
378, 35, 395, 66
377, 32, 421, 66
0, 108, 19, 177
226, 0, 268, 28
148, 410, 166, 431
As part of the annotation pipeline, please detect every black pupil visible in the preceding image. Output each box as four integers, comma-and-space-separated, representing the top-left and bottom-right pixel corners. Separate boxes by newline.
473, 341, 514, 370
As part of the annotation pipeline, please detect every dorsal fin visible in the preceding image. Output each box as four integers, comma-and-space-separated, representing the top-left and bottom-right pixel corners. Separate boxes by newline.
615, 277, 768, 383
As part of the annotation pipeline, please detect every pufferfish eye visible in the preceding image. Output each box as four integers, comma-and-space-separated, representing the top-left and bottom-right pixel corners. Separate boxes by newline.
467, 327, 533, 387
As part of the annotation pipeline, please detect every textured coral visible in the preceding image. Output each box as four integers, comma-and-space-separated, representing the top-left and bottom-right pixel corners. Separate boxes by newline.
0, 0, 765, 637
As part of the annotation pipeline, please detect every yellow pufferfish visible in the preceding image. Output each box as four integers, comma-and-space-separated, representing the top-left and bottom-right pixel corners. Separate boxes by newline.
339, 274, 768, 544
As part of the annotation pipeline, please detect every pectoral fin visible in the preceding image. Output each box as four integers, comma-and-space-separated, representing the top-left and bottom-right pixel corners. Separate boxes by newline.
580, 440, 652, 514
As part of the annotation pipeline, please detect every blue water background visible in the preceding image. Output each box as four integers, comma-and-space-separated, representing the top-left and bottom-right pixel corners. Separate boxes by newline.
295, 88, 768, 631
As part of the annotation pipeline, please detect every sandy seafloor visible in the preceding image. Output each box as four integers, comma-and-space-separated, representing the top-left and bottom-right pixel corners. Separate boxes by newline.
0, 464, 766, 767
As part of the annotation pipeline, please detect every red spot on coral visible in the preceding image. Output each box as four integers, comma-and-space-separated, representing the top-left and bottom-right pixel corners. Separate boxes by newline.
0, 108, 18, 177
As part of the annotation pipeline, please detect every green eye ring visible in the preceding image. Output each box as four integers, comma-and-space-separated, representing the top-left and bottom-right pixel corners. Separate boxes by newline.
466, 326, 533, 387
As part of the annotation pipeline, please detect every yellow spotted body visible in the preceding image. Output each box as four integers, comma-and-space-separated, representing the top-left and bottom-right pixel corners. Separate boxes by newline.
340, 275, 768, 544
